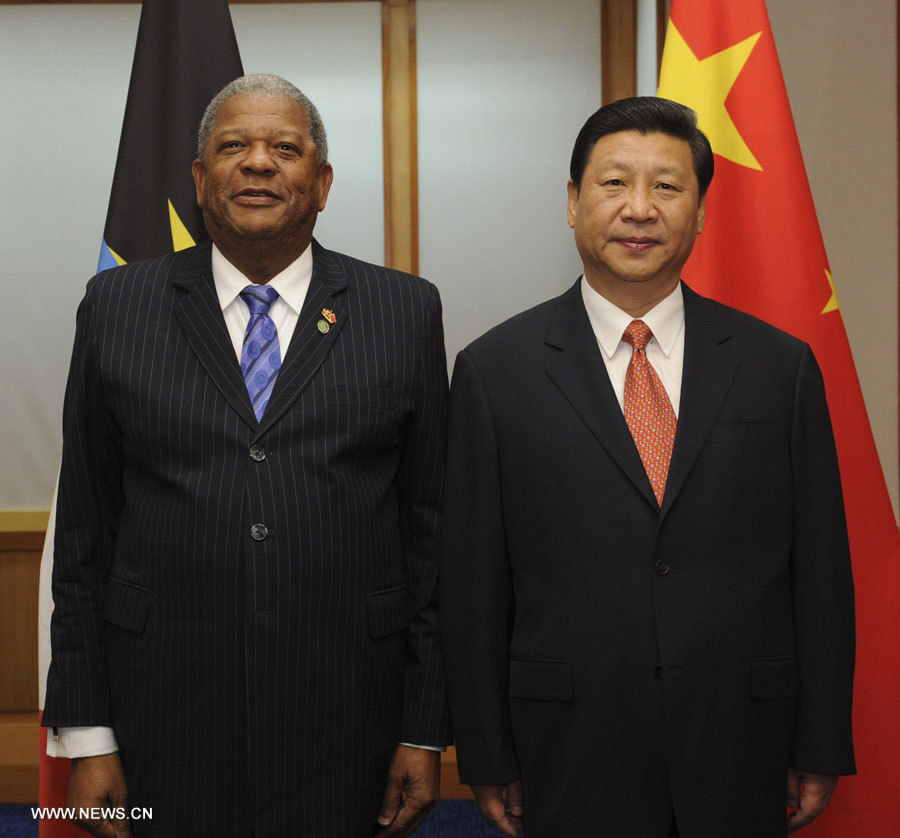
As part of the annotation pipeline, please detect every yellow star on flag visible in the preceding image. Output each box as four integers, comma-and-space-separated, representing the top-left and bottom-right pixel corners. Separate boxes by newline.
168, 199, 197, 252
658, 21, 762, 171
821, 268, 840, 314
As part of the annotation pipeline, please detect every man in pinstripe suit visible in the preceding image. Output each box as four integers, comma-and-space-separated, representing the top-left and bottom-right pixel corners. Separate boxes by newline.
43, 74, 451, 837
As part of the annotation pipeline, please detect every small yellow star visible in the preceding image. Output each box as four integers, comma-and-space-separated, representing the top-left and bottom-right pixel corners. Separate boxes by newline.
658, 21, 762, 171
822, 269, 840, 314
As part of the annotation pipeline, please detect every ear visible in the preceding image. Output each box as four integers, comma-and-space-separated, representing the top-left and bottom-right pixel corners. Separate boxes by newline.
315, 163, 335, 212
696, 193, 707, 234
566, 179, 579, 229
191, 159, 206, 207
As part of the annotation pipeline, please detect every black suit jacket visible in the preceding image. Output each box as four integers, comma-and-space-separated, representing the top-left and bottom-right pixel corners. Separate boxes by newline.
44, 240, 451, 837
441, 281, 855, 838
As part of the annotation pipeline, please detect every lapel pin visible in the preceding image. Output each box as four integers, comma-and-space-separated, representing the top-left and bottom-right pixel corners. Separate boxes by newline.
322, 308, 337, 324
317, 319, 330, 334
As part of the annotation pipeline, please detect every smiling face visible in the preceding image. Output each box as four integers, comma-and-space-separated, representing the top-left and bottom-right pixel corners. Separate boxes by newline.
192, 92, 333, 272
567, 130, 705, 313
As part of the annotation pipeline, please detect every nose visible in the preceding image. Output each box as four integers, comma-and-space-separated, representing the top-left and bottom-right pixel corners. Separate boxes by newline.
621, 187, 657, 223
242, 141, 276, 173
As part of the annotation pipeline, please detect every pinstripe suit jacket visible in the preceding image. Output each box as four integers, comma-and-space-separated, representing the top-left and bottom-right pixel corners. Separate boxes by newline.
43, 239, 451, 837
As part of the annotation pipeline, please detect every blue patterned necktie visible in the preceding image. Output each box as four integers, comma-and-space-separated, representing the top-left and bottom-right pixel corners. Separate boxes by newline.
239, 284, 282, 421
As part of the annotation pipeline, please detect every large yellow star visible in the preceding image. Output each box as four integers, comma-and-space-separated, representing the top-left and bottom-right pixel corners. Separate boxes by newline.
658, 21, 762, 171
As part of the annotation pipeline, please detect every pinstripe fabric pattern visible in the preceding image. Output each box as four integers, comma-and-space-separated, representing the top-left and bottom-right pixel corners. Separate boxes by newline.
43, 240, 451, 837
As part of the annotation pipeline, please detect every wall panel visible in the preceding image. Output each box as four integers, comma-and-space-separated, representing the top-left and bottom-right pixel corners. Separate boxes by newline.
417, 0, 602, 361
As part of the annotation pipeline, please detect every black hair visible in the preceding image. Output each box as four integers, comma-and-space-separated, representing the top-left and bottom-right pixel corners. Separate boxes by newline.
569, 97, 714, 196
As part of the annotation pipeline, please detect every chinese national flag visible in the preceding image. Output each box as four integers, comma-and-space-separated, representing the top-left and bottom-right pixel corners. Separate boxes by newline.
659, 1, 900, 835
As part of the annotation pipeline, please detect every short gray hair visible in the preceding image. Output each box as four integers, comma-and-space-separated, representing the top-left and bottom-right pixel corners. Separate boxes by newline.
196, 73, 328, 165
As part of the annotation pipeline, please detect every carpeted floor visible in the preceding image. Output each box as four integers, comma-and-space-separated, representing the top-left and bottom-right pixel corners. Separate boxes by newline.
0, 806, 35, 838
0, 801, 500, 837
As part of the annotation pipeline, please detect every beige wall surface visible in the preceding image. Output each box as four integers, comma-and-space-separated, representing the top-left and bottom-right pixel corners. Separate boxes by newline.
767, 0, 899, 519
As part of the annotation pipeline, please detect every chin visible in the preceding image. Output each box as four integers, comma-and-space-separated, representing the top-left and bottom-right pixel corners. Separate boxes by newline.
229, 224, 285, 241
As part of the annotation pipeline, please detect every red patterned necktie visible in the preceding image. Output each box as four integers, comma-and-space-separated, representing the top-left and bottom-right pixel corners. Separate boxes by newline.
622, 319, 677, 506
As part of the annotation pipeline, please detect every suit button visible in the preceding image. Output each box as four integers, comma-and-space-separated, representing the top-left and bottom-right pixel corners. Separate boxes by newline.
249, 445, 266, 462
654, 665, 664, 679
250, 523, 268, 541
655, 560, 670, 576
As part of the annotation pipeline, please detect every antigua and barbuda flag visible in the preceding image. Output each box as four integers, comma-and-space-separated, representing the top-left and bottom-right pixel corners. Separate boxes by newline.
38, 1, 242, 833
98, 0, 243, 269
659, 1, 900, 835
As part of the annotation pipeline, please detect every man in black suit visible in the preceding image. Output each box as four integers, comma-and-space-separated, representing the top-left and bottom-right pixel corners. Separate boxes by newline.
43, 73, 450, 837
441, 97, 855, 838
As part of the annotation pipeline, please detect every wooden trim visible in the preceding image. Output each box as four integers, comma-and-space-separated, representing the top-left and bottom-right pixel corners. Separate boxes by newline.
440, 745, 473, 799
0, 531, 44, 551
0, 511, 49, 532
381, 0, 418, 274
0, 546, 41, 712
657, 0, 672, 78
600, 0, 638, 104
0, 712, 40, 803
0, 512, 48, 551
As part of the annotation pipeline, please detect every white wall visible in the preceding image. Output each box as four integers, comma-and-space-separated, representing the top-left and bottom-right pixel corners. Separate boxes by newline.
0, 5, 137, 511
418, 0, 601, 356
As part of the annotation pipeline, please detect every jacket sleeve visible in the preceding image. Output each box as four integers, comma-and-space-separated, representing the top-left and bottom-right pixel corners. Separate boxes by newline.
397, 281, 452, 747
42, 279, 125, 729
441, 347, 520, 784
789, 343, 856, 774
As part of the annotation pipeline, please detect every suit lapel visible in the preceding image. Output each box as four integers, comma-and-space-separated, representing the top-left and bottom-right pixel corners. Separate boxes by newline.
256, 240, 349, 435
660, 283, 738, 519
171, 242, 260, 430
544, 281, 658, 509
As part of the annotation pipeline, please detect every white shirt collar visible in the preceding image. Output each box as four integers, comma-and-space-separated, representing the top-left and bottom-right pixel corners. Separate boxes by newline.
581, 279, 684, 358
211, 242, 314, 315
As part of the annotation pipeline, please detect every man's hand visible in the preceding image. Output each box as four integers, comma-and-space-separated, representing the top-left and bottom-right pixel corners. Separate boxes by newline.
786, 768, 839, 833
375, 745, 441, 836
471, 780, 523, 837
67, 753, 131, 837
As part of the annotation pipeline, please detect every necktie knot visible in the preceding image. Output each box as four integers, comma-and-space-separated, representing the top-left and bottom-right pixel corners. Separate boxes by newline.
622, 319, 652, 352
240, 284, 279, 316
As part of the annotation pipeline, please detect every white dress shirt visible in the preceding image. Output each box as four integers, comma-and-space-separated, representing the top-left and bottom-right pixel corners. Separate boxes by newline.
580, 278, 685, 417
214, 242, 312, 361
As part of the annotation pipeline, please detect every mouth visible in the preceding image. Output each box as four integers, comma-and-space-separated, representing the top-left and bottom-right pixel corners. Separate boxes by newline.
233, 188, 281, 205
615, 237, 659, 252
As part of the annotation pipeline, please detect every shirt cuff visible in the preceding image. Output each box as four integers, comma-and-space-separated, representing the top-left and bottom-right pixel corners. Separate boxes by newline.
399, 742, 446, 752
46, 726, 119, 759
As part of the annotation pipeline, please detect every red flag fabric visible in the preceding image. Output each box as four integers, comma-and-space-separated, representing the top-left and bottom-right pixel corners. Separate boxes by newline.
659, 2, 900, 835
